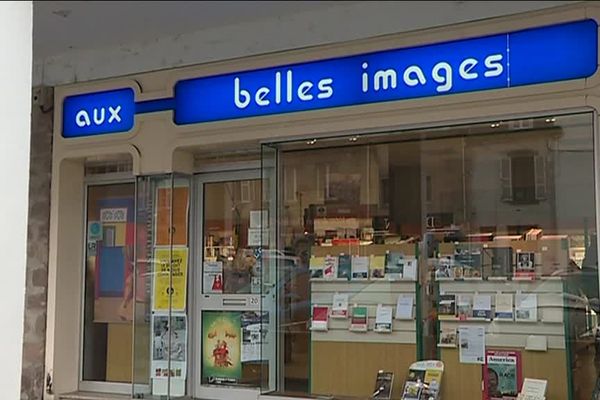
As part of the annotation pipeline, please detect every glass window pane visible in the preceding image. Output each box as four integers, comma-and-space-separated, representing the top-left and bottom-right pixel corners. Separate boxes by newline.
264, 113, 599, 400
83, 183, 135, 383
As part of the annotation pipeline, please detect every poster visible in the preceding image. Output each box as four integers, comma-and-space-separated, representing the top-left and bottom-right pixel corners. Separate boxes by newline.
155, 186, 189, 246
458, 325, 485, 364
202, 311, 242, 384
241, 311, 269, 362
203, 261, 224, 294
484, 350, 522, 400
151, 313, 187, 379
153, 247, 188, 311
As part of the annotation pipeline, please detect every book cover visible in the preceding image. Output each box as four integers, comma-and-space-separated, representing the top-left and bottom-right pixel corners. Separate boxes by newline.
337, 254, 352, 280
454, 243, 483, 279
331, 293, 349, 319
384, 251, 405, 280
401, 257, 418, 281
373, 371, 394, 400
457, 294, 473, 320
374, 304, 393, 333
324, 255, 338, 279
401, 381, 422, 399
515, 293, 537, 322
309, 256, 325, 279
484, 350, 522, 400
514, 252, 536, 279
350, 305, 368, 332
438, 327, 457, 347
435, 256, 455, 280
311, 305, 329, 331
395, 294, 414, 320
490, 247, 513, 278
370, 255, 386, 279
495, 293, 514, 321
438, 294, 456, 319
351, 255, 369, 280
473, 294, 492, 319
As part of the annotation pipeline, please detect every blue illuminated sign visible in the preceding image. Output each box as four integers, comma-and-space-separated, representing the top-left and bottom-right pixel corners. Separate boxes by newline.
62, 19, 598, 138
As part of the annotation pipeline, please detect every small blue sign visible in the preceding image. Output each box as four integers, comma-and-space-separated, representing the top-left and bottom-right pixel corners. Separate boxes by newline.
61, 19, 598, 138
62, 88, 135, 138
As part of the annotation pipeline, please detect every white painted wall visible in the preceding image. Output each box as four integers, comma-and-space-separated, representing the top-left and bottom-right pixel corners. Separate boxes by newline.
33, 1, 575, 86
0, 1, 33, 398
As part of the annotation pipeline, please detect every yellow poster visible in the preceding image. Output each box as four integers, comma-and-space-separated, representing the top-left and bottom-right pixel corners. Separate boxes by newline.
153, 247, 188, 311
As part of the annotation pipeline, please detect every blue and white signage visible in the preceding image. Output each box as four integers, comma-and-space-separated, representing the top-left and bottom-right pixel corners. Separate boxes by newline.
62, 19, 598, 138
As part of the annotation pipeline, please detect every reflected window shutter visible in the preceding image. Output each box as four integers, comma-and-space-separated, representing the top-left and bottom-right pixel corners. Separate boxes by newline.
501, 157, 512, 201
535, 155, 547, 200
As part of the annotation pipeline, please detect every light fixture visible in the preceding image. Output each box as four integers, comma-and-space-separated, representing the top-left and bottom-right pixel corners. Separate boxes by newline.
349, 136, 359, 142
490, 122, 501, 128
306, 139, 317, 145
545, 117, 556, 123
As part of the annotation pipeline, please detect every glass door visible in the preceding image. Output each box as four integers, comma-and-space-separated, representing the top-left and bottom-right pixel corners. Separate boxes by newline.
194, 170, 272, 400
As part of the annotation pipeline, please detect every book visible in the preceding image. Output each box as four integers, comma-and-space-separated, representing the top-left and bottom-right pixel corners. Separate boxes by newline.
514, 252, 536, 279
203, 261, 224, 294
309, 256, 325, 279
370, 255, 386, 279
435, 256, 455, 280
331, 293, 349, 319
401, 257, 418, 281
401, 381, 422, 399
489, 247, 513, 279
519, 378, 547, 399
351, 255, 369, 280
438, 327, 457, 347
384, 251, 405, 280
310, 305, 329, 331
484, 350, 522, 400
495, 293, 514, 321
337, 254, 352, 280
402, 360, 444, 400
372, 371, 394, 400
472, 294, 492, 319
438, 294, 456, 319
456, 294, 473, 320
454, 243, 483, 279
374, 304, 393, 333
349, 305, 368, 332
324, 255, 338, 279
395, 294, 414, 320
515, 293, 538, 322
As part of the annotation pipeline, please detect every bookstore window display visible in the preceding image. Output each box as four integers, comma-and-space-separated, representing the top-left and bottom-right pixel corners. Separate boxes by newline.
262, 113, 599, 400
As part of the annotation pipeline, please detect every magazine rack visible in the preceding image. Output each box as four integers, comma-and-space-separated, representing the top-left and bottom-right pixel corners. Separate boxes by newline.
400, 360, 444, 400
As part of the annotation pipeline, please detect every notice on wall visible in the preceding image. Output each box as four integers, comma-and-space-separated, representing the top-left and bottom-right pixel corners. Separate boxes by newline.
458, 325, 485, 364
151, 313, 187, 397
203, 261, 224, 294
152, 247, 188, 312
202, 311, 242, 384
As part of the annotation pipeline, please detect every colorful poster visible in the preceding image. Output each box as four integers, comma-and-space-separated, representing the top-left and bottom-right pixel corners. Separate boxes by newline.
151, 313, 187, 379
483, 350, 522, 400
202, 311, 242, 384
153, 247, 188, 311
155, 186, 189, 246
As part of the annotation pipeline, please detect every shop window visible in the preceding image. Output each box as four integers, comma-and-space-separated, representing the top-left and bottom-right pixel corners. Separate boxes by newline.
262, 113, 598, 400
82, 183, 135, 384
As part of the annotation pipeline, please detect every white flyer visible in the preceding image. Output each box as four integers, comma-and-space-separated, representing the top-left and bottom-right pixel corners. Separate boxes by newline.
374, 304, 393, 333
458, 325, 485, 364
203, 261, 224, 294
395, 294, 414, 320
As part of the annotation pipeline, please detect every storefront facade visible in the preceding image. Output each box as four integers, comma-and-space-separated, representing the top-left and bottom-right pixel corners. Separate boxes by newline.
46, 3, 600, 400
